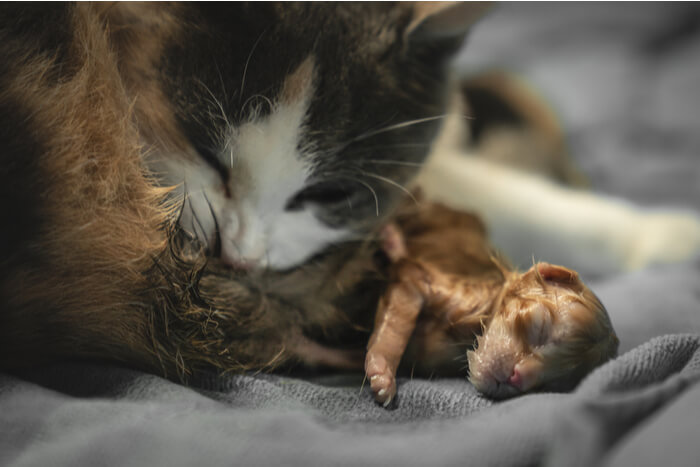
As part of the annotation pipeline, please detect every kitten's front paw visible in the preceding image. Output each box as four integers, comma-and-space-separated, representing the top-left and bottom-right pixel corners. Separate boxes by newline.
624, 211, 700, 270
365, 353, 397, 407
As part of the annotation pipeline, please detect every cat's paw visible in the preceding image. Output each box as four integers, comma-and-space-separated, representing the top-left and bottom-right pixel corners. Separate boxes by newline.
623, 210, 700, 270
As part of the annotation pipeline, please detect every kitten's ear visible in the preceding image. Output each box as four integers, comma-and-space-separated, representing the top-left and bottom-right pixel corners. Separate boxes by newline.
536, 263, 580, 285
406, 2, 492, 42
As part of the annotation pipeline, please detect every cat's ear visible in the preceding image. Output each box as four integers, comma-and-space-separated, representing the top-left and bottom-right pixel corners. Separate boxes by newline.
405, 2, 492, 42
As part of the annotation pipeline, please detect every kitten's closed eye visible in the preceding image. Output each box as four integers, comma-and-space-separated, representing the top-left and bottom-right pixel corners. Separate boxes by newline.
286, 181, 354, 211
526, 305, 552, 347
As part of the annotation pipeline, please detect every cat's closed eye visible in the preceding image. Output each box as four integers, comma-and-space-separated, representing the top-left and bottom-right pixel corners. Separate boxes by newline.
195, 143, 230, 189
286, 181, 355, 211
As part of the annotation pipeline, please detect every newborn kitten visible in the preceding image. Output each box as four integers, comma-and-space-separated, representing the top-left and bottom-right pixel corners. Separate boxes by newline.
364, 201, 619, 403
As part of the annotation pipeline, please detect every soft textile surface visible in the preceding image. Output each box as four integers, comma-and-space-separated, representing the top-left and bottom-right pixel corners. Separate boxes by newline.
2, 334, 699, 467
2, 4, 700, 466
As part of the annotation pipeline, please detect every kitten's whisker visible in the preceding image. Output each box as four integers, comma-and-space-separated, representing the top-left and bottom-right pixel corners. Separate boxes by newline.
359, 372, 368, 396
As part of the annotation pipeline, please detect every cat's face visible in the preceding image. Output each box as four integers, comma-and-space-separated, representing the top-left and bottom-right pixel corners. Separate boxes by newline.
143, 3, 484, 270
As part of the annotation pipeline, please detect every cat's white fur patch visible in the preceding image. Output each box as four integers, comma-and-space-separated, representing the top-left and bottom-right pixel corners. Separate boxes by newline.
204, 59, 351, 269
217, 62, 349, 269
145, 57, 350, 270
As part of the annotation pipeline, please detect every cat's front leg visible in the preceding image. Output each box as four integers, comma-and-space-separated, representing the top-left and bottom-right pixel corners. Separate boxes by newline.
417, 150, 700, 275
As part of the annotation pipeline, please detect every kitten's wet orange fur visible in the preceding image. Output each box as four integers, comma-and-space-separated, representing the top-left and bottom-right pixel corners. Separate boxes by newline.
365, 201, 619, 403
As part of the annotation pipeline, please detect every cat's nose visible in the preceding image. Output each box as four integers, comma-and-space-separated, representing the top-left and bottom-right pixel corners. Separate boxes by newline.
219, 239, 265, 271
218, 208, 267, 270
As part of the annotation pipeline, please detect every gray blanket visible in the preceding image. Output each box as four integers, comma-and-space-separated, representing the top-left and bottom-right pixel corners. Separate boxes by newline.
2, 333, 699, 467
3, 4, 700, 466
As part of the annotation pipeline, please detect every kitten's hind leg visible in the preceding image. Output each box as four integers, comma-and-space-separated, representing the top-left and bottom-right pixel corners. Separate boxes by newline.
417, 150, 700, 276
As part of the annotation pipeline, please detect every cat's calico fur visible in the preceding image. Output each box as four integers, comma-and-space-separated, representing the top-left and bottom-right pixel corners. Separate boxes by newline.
0, 3, 488, 378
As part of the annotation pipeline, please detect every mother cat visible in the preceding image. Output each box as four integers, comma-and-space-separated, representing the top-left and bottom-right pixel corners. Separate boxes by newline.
0, 2, 492, 377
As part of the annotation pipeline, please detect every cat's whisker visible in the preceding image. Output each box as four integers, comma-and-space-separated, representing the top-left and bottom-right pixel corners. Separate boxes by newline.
351, 142, 434, 153
346, 114, 448, 146
362, 159, 425, 168
178, 182, 197, 240
214, 61, 229, 105
195, 78, 231, 129
202, 191, 222, 258
352, 178, 380, 217
239, 94, 274, 121
189, 196, 210, 252
173, 184, 188, 230
220, 136, 235, 169
239, 29, 267, 102
324, 173, 380, 217
311, 167, 383, 216
354, 169, 418, 206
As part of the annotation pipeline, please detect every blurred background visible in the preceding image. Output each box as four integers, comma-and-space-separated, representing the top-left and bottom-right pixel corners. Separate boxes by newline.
454, 2, 700, 211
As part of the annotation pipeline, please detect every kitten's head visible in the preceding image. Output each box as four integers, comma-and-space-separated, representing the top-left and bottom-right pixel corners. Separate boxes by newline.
468, 263, 619, 399
136, 2, 488, 270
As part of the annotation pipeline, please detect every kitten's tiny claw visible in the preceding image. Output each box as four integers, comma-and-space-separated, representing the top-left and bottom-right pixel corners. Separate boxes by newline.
367, 360, 397, 406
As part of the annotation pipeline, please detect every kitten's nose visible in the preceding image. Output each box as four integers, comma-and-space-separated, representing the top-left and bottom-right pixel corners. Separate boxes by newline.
508, 368, 523, 389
